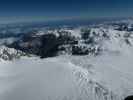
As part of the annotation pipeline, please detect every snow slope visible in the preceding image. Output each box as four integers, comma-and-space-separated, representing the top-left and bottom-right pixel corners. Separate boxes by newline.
0, 57, 121, 100
68, 52, 133, 100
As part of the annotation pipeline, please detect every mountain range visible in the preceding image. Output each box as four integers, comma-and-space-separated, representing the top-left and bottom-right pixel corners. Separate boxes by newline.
0, 18, 133, 100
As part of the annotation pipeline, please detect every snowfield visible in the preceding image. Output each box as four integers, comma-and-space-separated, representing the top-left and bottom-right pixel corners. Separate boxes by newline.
0, 56, 121, 100
0, 57, 82, 100
68, 52, 133, 100
0, 53, 133, 100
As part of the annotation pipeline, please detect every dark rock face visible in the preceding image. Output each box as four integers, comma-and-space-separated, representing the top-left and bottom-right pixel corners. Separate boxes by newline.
9, 36, 42, 55
8, 30, 79, 58
7, 28, 104, 58
39, 34, 59, 58
125, 96, 133, 100
72, 45, 89, 55
8, 33, 59, 58
113, 23, 133, 32
81, 29, 91, 40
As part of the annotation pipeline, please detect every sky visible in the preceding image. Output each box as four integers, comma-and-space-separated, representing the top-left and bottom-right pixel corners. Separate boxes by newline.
0, 0, 133, 23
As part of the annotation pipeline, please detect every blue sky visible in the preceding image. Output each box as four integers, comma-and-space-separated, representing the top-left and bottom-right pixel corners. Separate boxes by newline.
0, 0, 133, 23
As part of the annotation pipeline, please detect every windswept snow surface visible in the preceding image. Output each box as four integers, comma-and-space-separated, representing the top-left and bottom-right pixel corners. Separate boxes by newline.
68, 52, 133, 100
0, 56, 122, 100
0, 57, 80, 100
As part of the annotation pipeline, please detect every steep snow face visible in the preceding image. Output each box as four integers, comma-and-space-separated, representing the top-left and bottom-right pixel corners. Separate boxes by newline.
80, 27, 133, 55
0, 57, 120, 100
68, 51, 133, 100
0, 46, 26, 61
101, 28, 133, 54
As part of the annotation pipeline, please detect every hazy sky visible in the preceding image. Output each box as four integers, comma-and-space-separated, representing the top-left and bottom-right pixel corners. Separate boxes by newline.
0, 0, 133, 23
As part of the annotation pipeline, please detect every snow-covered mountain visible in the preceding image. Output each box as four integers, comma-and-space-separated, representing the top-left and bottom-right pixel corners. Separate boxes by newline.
0, 46, 26, 61
1, 19, 133, 100
6, 22, 133, 57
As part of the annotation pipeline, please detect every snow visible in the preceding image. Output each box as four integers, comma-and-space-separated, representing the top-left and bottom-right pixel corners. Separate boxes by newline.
0, 46, 26, 61
0, 56, 122, 100
1, 21, 133, 100
67, 52, 133, 100
0, 58, 75, 100
63, 28, 81, 38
